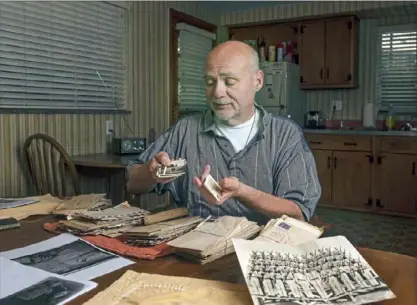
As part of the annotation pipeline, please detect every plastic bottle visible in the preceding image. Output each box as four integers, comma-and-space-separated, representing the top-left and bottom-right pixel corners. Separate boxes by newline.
384, 104, 396, 131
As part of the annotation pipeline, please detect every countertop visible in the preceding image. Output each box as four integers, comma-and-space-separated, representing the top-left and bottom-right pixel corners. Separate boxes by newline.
303, 128, 417, 137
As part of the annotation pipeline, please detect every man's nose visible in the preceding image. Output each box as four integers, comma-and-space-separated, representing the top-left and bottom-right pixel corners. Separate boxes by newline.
213, 81, 226, 99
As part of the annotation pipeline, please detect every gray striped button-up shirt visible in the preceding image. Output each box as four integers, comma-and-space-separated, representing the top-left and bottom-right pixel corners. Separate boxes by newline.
126, 105, 321, 225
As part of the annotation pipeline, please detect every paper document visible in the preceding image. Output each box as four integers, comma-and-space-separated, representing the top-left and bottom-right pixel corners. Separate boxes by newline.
0, 197, 39, 209
255, 215, 323, 245
0, 256, 97, 305
84, 270, 252, 305
233, 236, 396, 305
0, 233, 134, 281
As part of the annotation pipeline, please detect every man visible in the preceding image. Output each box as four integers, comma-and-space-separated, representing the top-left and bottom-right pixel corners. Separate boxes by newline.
126, 40, 321, 225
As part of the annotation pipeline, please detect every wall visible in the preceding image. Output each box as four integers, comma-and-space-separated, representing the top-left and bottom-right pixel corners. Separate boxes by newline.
220, 1, 417, 120
0, 1, 218, 202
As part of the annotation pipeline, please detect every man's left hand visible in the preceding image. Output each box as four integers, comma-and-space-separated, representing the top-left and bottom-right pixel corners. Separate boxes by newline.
193, 165, 241, 205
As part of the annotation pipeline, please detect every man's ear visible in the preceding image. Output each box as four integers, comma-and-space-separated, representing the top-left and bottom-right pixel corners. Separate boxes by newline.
255, 69, 264, 91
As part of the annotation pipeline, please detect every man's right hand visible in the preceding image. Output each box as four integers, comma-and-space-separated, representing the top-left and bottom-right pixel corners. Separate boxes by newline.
147, 151, 177, 184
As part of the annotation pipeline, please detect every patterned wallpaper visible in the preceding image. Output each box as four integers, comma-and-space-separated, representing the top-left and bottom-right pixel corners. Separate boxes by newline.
220, 1, 417, 120
0, 1, 217, 199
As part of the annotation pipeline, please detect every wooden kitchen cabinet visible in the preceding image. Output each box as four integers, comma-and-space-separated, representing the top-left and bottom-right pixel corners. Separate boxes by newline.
299, 21, 326, 86
375, 154, 417, 214
262, 23, 298, 46
307, 133, 417, 219
299, 16, 358, 89
229, 26, 261, 41
312, 150, 332, 206
331, 151, 372, 209
312, 149, 373, 210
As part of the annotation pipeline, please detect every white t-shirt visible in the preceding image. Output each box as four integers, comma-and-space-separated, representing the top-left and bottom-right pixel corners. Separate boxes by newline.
214, 110, 260, 153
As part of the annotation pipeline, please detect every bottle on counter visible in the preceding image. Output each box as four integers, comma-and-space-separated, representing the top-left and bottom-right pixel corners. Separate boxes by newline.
384, 104, 396, 131
258, 37, 266, 62
268, 45, 276, 62
277, 43, 284, 62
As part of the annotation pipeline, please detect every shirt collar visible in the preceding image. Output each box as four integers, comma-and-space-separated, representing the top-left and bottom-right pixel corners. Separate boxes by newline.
202, 102, 271, 137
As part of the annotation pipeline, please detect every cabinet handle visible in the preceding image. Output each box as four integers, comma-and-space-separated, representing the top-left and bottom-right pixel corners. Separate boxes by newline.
413, 162, 416, 175
377, 156, 385, 164
326, 68, 329, 79
327, 156, 331, 168
320, 68, 323, 79
334, 157, 338, 169
310, 141, 322, 145
344, 142, 357, 146
366, 154, 374, 164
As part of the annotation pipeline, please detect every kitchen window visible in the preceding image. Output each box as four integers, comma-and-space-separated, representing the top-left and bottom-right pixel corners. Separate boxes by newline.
176, 22, 216, 116
0, 1, 127, 112
376, 23, 417, 113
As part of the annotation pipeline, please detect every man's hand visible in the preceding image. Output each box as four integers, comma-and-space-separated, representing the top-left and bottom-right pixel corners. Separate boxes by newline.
147, 152, 177, 184
193, 165, 241, 205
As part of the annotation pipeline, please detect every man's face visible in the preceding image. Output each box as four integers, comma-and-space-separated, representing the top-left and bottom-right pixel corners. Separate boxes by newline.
205, 52, 263, 125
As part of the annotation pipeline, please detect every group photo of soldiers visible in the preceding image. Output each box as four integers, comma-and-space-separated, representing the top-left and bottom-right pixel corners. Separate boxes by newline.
246, 247, 391, 305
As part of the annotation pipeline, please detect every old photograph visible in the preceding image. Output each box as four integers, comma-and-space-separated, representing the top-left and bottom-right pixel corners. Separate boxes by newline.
0, 276, 85, 305
247, 247, 393, 305
12, 239, 116, 276
233, 236, 396, 305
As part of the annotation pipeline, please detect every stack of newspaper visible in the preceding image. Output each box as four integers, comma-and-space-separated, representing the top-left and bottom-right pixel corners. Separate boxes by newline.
167, 216, 261, 264
58, 202, 150, 237
121, 216, 203, 246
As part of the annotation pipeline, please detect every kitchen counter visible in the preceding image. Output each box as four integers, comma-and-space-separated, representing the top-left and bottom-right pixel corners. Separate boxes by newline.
303, 128, 417, 137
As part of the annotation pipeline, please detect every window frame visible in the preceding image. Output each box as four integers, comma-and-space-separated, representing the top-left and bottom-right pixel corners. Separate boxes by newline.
169, 9, 217, 124
375, 23, 417, 114
0, 1, 130, 114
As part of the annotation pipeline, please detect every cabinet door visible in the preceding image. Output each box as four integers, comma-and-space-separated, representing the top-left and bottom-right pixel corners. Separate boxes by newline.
325, 17, 356, 87
299, 21, 325, 87
229, 26, 261, 42
312, 150, 333, 206
262, 23, 298, 46
376, 154, 417, 214
332, 151, 372, 209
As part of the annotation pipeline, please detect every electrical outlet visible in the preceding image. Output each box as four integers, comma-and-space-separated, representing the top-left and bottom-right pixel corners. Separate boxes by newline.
332, 100, 343, 111
105, 120, 113, 135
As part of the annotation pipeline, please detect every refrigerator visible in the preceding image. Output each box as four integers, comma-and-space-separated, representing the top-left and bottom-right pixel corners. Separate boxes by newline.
255, 62, 306, 128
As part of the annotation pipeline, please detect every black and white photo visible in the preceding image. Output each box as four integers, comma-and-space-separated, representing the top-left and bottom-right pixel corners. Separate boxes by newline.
233, 236, 396, 305
1, 233, 134, 281
0, 277, 84, 305
12, 240, 116, 276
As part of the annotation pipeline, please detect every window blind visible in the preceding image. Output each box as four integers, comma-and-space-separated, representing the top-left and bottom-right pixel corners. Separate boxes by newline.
376, 24, 417, 108
177, 23, 216, 113
0, 1, 127, 111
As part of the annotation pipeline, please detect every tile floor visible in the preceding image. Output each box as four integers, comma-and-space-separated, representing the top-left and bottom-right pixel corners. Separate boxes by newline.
315, 207, 417, 258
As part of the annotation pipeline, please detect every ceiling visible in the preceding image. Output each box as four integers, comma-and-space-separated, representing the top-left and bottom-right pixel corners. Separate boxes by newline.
197, 1, 309, 12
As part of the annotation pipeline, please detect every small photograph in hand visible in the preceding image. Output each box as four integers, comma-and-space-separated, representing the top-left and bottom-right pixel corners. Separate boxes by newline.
156, 158, 187, 179
203, 175, 222, 201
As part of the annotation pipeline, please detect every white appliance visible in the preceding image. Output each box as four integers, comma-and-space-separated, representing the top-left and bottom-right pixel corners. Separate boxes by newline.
256, 62, 306, 127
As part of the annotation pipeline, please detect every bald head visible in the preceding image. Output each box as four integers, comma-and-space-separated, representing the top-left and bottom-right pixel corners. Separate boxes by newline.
204, 40, 264, 126
207, 41, 260, 72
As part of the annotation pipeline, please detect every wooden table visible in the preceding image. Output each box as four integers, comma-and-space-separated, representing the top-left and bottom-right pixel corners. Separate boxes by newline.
71, 153, 142, 204
1, 216, 416, 305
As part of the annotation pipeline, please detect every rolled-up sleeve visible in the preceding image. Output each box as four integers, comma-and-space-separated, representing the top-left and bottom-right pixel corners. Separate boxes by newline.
273, 128, 321, 221
125, 123, 181, 196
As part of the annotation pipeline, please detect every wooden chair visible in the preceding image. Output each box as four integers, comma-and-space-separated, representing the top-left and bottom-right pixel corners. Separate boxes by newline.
23, 133, 81, 198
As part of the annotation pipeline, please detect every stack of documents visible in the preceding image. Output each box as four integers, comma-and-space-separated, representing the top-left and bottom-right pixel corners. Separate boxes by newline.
58, 203, 150, 237
53, 193, 112, 217
167, 216, 261, 264
122, 216, 203, 246
254, 215, 323, 246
